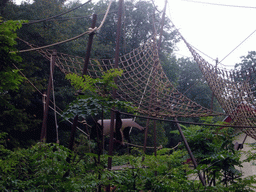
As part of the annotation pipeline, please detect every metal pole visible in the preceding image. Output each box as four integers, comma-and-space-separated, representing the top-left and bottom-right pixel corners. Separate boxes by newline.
157, 0, 167, 51
82, 14, 97, 76
175, 118, 206, 186
68, 115, 78, 158
63, 115, 78, 178
40, 50, 57, 142
107, 0, 123, 191
153, 120, 157, 157
211, 58, 218, 110
143, 119, 150, 152
67, 14, 97, 152
107, 0, 123, 169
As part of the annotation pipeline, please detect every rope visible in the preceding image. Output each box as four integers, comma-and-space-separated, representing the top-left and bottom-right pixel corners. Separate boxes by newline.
169, 19, 256, 139
96, 0, 113, 32
131, 66, 154, 134
114, 110, 256, 129
12, 63, 89, 137
50, 54, 59, 143
14, 0, 114, 53
48, 105, 89, 137
123, 142, 162, 149
15, 30, 92, 53
23, 0, 92, 25
24, 11, 117, 22
219, 28, 256, 64
124, 141, 181, 150
181, 0, 256, 9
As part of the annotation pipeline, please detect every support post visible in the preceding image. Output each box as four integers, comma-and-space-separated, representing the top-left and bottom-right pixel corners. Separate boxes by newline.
157, 0, 167, 51
175, 118, 206, 186
142, 118, 150, 161
82, 14, 97, 76
153, 120, 157, 157
40, 50, 57, 142
67, 14, 97, 152
67, 115, 78, 160
107, 0, 123, 191
211, 58, 218, 110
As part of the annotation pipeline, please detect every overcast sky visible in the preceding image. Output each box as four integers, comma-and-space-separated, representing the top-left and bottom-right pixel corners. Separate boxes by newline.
13, 0, 256, 69
167, 0, 256, 69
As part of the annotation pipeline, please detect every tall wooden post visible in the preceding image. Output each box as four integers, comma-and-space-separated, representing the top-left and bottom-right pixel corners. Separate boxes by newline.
40, 50, 57, 142
143, 0, 167, 157
106, 0, 123, 191
211, 58, 218, 110
83, 14, 97, 76
175, 118, 206, 186
67, 14, 97, 152
157, 0, 167, 51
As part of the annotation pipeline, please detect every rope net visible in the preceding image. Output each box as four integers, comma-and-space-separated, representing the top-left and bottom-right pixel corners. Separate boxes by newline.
29, 37, 220, 118
180, 35, 256, 139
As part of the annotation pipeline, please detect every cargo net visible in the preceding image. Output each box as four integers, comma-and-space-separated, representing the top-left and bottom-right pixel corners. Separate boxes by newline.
180, 35, 256, 139
34, 37, 221, 118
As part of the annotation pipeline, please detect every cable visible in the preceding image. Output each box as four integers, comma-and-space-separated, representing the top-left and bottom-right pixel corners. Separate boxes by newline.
23, 0, 92, 25
50, 55, 59, 143
15, 30, 92, 53
181, 0, 256, 9
191, 45, 215, 62
219, 28, 256, 64
114, 110, 256, 129
12, 63, 89, 137
14, 0, 114, 53
25, 10, 117, 22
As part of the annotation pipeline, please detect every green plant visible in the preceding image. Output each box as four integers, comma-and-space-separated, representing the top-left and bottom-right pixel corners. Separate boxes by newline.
64, 69, 135, 119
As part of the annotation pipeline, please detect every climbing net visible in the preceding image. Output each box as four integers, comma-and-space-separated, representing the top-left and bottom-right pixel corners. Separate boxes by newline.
179, 34, 256, 139
31, 36, 220, 118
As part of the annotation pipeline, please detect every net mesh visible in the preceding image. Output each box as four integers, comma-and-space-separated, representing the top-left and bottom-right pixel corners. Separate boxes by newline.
33, 37, 221, 118
180, 35, 256, 139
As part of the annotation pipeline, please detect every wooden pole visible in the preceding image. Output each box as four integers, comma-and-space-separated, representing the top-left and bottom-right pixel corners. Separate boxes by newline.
67, 115, 78, 158
106, 0, 123, 191
175, 118, 206, 186
82, 14, 97, 76
211, 58, 218, 110
107, 0, 123, 170
40, 50, 57, 142
157, 0, 167, 51
67, 14, 97, 151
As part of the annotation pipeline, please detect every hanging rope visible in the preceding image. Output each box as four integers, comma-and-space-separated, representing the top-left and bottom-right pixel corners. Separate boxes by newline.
14, 0, 114, 53
124, 141, 181, 150
12, 63, 90, 137
50, 54, 59, 143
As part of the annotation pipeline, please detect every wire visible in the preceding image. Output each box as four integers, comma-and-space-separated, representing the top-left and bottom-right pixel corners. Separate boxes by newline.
219, 28, 256, 64
28, 15, 91, 22
23, 0, 92, 25
116, 110, 256, 129
25, 10, 117, 22
15, 30, 92, 53
50, 55, 59, 143
14, 0, 114, 53
12, 63, 89, 137
181, 0, 256, 9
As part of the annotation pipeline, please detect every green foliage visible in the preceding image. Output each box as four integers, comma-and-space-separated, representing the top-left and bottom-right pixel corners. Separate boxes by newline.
177, 57, 221, 111
66, 68, 123, 95
0, 18, 27, 93
171, 117, 256, 189
0, 69, 25, 93
64, 69, 136, 119
0, 143, 75, 191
